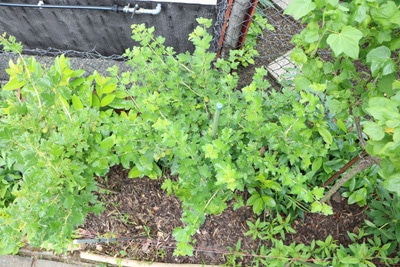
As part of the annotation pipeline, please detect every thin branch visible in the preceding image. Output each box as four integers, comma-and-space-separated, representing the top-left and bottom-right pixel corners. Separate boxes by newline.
320, 155, 375, 204
322, 150, 367, 187
96, 183, 120, 194
355, 116, 366, 148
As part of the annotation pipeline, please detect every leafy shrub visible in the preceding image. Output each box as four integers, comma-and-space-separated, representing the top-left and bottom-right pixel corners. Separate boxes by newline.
365, 185, 400, 255
1, 16, 346, 256
112, 18, 340, 255
1, 0, 397, 257
0, 34, 124, 254
285, 0, 400, 189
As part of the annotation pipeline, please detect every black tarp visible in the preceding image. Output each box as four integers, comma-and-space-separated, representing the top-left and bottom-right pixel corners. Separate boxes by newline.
0, 0, 217, 55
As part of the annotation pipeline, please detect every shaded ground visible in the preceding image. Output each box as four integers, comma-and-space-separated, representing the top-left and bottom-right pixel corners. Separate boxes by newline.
237, 6, 302, 89
79, 166, 367, 266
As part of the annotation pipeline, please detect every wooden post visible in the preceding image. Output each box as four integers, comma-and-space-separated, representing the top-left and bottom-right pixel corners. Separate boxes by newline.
221, 0, 252, 57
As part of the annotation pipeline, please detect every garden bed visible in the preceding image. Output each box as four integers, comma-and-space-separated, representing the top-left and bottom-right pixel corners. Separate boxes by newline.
78, 166, 367, 265
1, 0, 399, 266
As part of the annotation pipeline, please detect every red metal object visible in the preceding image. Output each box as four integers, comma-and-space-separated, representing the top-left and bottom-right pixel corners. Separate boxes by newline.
237, 0, 259, 49
215, 0, 234, 59
322, 150, 368, 187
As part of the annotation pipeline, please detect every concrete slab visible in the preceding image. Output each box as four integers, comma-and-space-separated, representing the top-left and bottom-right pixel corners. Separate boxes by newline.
271, 0, 291, 10
0, 255, 32, 267
266, 50, 297, 82
266, 0, 298, 84
35, 258, 85, 267
0, 255, 87, 267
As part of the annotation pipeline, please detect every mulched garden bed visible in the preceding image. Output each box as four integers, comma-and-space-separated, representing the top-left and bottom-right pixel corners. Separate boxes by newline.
1, 4, 374, 266
79, 165, 367, 265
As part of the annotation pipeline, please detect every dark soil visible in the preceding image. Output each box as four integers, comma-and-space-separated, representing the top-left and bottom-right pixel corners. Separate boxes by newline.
79, 165, 367, 265
237, 6, 303, 89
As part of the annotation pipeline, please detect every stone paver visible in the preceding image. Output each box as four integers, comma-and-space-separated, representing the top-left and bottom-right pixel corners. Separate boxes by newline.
0, 255, 32, 267
266, 50, 296, 82
272, 0, 291, 10
266, 0, 298, 84
0, 255, 86, 267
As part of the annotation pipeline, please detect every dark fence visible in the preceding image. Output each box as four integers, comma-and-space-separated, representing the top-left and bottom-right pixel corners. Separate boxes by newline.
0, 0, 217, 55
0, 0, 302, 82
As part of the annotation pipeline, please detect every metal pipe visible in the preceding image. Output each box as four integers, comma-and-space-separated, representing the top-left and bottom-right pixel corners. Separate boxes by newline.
0, 1, 162, 16
0, 2, 122, 12
123, 3, 162, 16
136, 3, 162, 15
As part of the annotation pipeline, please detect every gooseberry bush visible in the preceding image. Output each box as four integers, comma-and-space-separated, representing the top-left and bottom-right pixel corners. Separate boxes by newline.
0, 0, 398, 261
115, 19, 341, 255
0, 18, 335, 256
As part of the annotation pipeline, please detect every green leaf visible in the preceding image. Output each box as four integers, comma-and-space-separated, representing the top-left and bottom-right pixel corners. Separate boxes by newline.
128, 166, 143, 178
366, 97, 399, 121
202, 144, 218, 159
366, 46, 396, 77
173, 227, 192, 243
102, 83, 117, 94
262, 195, 276, 208
321, 203, 333, 215
100, 135, 115, 150
215, 163, 237, 191
3, 79, 25, 91
284, 0, 316, 20
63, 195, 74, 209
100, 94, 115, 107
364, 219, 377, 228
297, 261, 328, 267
353, 5, 367, 23
290, 48, 308, 64
340, 256, 360, 264
393, 128, 400, 142
70, 77, 85, 88
364, 122, 385, 141
393, 80, 400, 90
348, 188, 367, 204
318, 127, 333, 145
371, 1, 400, 29
263, 180, 282, 191
383, 174, 400, 195
336, 119, 347, 133
174, 242, 194, 257
161, 179, 174, 195
252, 197, 265, 214
312, 187, 324, 200
247, 193, 266, 215
312, 157, 322, 171
326, 26, 363, 59
311, 201, 322, 213
294, 76, 311, 91
327, 98, 349, 116
310, 83, 326, 93
91, 93, 101, 107
71, 95, 84, 110
390, 38, 400, 50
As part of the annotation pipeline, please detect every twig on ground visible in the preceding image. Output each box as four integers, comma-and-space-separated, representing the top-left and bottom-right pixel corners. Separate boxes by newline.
321, 155, 376, 204
96, 183, 120, 194
322, 150, 367, 187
